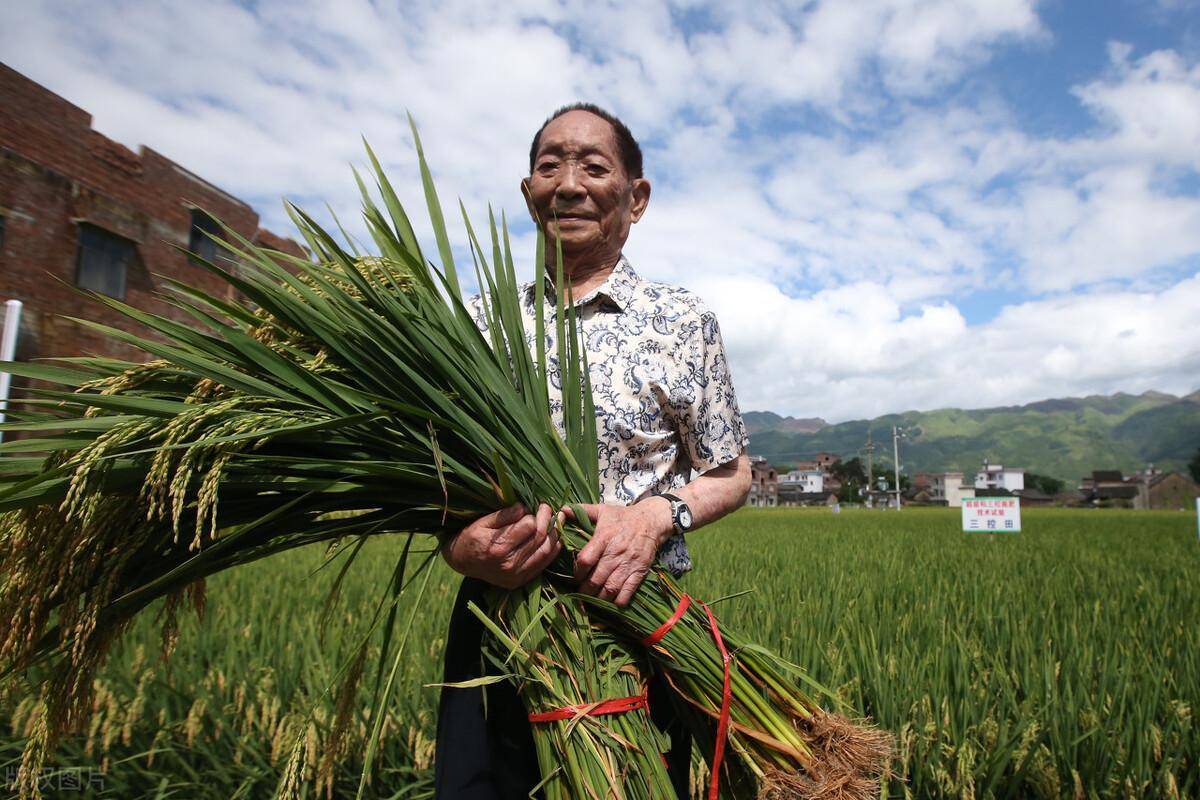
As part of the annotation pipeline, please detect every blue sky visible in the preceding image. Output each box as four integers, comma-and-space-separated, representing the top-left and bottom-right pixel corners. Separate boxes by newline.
3, 0, 1199, 421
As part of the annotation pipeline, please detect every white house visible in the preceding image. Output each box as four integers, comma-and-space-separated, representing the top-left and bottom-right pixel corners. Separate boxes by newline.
975, 461, 1025, 492
927, 472, 957, 501
781, 469, 824, 494
921, 471, 974, 507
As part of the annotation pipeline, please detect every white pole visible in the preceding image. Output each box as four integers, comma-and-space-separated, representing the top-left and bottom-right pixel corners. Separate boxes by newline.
892, 425, 902, 510
865, 429, 874, 492
0, 299, 23, 444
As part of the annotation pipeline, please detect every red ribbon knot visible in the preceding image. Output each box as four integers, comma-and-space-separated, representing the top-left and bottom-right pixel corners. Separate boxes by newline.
527, 692, 648, 723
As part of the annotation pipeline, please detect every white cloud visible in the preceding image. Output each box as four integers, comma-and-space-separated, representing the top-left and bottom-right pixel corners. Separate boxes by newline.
1072, 43, 1200, 169
703, 272, 1200, 419
684, 0, 1042, 113
1008, 166, 1200, 291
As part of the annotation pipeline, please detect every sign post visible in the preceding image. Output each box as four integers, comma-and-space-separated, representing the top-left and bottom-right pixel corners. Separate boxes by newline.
0, 299, 23, 444
962, 497, 1021, 534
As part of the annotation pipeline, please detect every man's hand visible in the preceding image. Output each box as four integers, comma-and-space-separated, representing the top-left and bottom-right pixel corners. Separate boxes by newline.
442, 503, 562, 589
568, 500, 673, 607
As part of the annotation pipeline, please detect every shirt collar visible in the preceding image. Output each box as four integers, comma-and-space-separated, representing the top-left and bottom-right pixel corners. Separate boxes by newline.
525, 256, 640, 312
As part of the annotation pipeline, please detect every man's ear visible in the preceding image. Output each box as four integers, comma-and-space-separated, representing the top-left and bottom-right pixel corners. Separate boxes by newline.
521, 178, 540, 225
629, 178, 651, 224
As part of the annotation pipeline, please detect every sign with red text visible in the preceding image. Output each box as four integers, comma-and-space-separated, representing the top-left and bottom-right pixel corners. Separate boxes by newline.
962, 497, 1021, 533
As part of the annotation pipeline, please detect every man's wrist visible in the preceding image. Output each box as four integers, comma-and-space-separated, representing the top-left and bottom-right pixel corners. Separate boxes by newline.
643, 495, 678, 544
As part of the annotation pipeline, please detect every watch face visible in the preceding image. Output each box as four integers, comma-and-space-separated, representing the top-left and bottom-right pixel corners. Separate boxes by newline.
677, 506, 693, 530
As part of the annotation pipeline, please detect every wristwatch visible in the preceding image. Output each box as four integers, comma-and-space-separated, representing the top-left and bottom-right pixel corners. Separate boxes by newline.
659, 493, 693, 535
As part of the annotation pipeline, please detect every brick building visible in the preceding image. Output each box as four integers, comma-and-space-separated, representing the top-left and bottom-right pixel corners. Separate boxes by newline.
1135, 472, 1199, 511
815, 451, 839, 472
746, 456, 779, 507
0, 64, 303, 374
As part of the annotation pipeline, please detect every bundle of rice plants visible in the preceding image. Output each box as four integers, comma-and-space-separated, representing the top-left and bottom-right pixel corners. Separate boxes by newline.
0, 126, 889, 799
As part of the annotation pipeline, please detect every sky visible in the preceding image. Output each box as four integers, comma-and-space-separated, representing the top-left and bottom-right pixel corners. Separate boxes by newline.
4, 0, 1200, 422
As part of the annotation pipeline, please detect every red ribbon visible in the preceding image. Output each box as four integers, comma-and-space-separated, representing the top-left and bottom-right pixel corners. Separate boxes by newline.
641, 593, 692, 647
528, 593, 734, 800
699, 599, 733, 800
528, 692, 648, 723
641, 594, 733, 800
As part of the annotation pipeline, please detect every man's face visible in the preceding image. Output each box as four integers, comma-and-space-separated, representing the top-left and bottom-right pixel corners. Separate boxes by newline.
523, 110, 650, 267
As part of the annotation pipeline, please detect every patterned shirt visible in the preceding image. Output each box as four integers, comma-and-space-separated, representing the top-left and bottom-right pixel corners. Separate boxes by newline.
468, 257, 748, 575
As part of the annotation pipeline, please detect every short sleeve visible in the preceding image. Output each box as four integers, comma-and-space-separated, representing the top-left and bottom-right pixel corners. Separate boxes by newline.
670, 307, 749, 473
464, 293, 488, 331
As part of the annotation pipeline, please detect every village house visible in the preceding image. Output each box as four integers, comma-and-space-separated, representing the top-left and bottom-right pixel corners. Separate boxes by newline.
777, 467, 839, 506
1135, 471, 1199, 511
815, 451, 839, 472
746, 456, 779, 507
930, 471, 973, 507
781, 468, 823, 494
1079, 470, 1139, 506
975, 461, 1025, 492
0, 65, 304, 379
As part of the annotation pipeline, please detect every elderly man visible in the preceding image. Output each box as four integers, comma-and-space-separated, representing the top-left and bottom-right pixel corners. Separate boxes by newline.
434, 103, 751, 799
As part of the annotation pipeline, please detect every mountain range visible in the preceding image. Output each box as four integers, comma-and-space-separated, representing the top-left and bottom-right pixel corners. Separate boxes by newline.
744, 390, 1200, 482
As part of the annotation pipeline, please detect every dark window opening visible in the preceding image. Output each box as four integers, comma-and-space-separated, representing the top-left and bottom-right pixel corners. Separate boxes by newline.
75, 223, 135, 300
0, 214, 6, 251
188, 209, 232, 265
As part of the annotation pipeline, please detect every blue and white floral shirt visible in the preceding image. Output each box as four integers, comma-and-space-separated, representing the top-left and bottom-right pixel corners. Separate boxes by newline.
468, 257, 748, 575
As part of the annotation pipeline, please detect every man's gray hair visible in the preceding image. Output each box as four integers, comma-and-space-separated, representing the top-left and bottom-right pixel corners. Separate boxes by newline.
529, 103, 644, 179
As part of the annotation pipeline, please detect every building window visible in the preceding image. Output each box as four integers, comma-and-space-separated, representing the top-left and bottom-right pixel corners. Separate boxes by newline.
188, 209, 231, 265
76, 223, 135, 299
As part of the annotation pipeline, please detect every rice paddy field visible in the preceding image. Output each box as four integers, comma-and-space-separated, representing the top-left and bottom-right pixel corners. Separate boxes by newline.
3, 507, 1198, 799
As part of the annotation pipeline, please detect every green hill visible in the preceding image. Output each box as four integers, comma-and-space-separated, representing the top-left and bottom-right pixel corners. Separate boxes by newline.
745, 391, 1200, 482
741, 411, 827, 434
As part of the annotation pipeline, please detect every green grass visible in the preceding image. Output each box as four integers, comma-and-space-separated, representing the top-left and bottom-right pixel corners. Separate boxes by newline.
3, 508, 1198, 798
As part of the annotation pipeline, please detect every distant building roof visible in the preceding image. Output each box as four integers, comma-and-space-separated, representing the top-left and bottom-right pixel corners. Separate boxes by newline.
1146, 471, 1196, 489
1092, 470, 1125, 483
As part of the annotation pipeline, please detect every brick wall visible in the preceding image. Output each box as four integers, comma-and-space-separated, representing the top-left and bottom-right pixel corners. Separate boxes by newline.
0, 63, 305, 374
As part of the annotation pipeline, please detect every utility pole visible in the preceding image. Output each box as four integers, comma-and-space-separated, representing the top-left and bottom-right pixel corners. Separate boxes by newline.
864, 430, 875, 506
865, 430, 875, 485
892, 425, 904, 510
